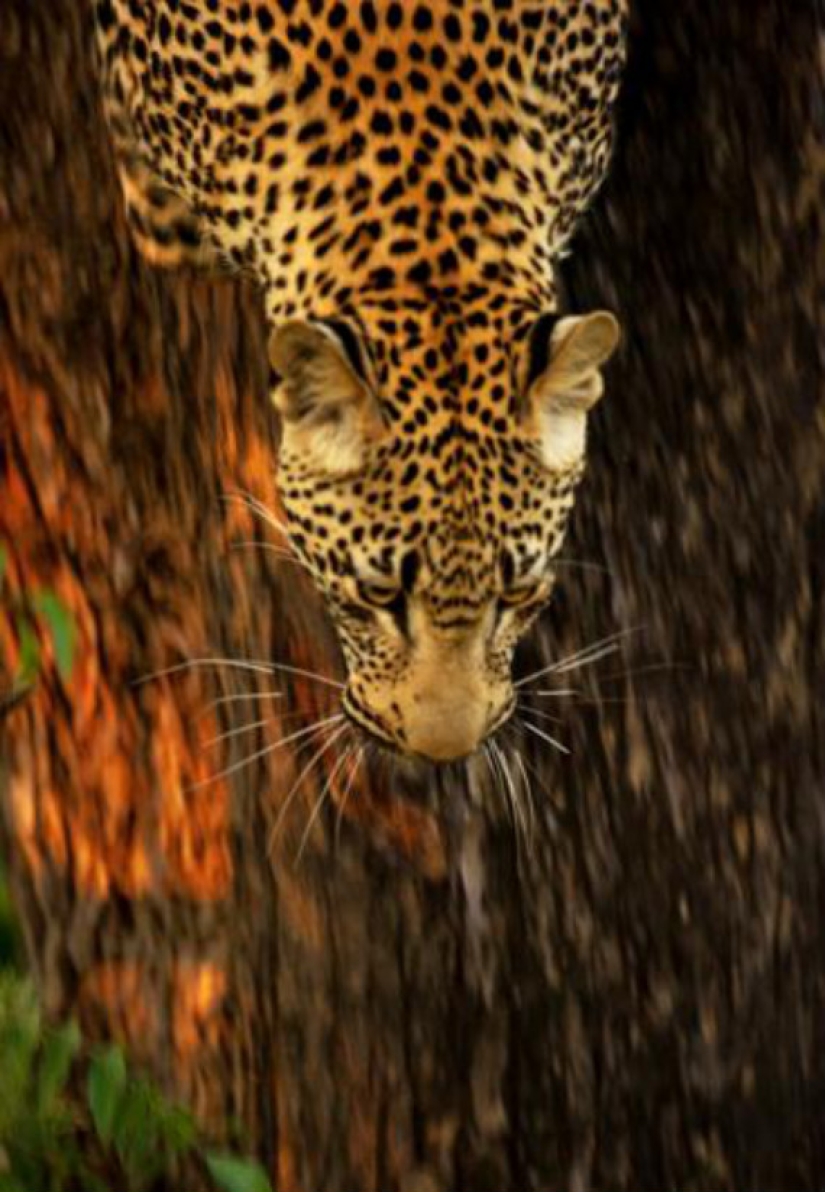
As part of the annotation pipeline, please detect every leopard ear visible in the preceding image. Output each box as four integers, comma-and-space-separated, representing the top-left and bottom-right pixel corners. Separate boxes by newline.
522, 311, 620, 471
269, 320, 384, 475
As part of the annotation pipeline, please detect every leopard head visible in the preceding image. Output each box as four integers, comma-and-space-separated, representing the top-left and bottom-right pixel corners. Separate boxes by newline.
269, 305, 619, 762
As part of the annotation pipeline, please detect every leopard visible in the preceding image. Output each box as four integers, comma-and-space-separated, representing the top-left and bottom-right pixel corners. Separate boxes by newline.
93, 0, 628, 763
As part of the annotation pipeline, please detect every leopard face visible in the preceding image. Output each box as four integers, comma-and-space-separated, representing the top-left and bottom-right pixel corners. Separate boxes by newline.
271, 302, 619, 761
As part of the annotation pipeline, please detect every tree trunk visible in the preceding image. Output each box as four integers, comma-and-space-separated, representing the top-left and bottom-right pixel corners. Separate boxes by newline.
1, 2, 824, 1190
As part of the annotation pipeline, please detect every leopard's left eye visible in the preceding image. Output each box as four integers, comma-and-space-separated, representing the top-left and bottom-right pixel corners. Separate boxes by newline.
356, 579, 403, 609
499, 581, 548, 610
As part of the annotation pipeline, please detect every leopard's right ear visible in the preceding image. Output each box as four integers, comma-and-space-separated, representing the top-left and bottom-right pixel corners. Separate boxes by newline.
269, 320, 384, 475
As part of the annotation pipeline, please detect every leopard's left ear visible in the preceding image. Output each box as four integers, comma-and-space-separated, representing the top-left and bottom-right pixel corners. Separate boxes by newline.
269, 319, 384, 475
521, 311, 620, 471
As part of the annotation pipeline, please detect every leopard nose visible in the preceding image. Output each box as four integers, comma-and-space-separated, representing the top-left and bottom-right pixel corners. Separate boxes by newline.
403, 695, 510, 761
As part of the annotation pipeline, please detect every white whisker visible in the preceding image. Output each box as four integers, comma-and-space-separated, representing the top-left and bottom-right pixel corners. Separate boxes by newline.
501, 743, 531, 849
335, 747, 363, 842
295, 744, 354, 863
228, 541, 321, 580
518, 704, 563, 726
133, 656, 344, 691
206, 710, 340, 749
135, 657, 276, 685
188, 714, 344, 791
515, 626, 641, 689
481, 742, 500, 800
221, 490, 290, 537
520, 718, 570, 755
268, 720, 350, 847
511, 749, 537, 840
491, 740, 528, 852
554, 641, 623, 675
206, 716, 270, 746
229, 542, 301, 561
204, 690, 283, 710
533, 687, 579, 698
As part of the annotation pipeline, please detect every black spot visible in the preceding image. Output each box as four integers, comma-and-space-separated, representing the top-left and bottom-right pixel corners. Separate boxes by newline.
256, 6, 274, 33
360, 1, 378, 32
267, 38, 291, 70
375, 48, 397, 71
413, 5, 433, 31
296, 64, 322, 102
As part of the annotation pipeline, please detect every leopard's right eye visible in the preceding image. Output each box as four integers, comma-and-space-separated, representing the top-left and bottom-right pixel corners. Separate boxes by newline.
498, 581, 549, 611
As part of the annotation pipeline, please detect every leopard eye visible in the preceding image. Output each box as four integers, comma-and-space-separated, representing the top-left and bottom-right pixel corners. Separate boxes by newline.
356, 579, 403, 608
499, 581, 548, 610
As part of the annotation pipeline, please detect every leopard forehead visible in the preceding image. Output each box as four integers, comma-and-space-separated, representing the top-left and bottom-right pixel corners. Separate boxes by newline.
278, 312, 584, 611
284, 422, 580, 578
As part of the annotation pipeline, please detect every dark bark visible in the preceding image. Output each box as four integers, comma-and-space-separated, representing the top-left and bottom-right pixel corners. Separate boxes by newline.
1, 2, 824, 1191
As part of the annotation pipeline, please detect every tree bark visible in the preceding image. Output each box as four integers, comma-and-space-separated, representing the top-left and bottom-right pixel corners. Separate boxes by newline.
1, 2, 824, 1190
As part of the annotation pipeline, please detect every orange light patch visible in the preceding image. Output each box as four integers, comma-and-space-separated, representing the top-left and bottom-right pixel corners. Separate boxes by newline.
172, 960, 227, 1061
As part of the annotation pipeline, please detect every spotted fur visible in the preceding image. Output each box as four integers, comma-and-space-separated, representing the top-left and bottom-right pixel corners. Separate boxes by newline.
94, 0, 627, 761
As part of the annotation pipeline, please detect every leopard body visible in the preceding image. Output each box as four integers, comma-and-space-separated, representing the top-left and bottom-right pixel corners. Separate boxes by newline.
94, 0, 627, 760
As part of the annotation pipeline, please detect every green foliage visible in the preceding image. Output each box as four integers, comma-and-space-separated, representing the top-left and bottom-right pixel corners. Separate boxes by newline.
87, 1046, 127, 1146
12, 614, 39, 688
0, 543, 77, 696
0, 977, 78, 1192
30, 592, 76, 683
205, 1153, 273, 1192
0, 977, 272, 1192
37, 1021, 82, 1114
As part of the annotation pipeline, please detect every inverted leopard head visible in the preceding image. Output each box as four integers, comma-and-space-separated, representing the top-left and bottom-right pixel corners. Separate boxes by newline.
270, 300, 619, 762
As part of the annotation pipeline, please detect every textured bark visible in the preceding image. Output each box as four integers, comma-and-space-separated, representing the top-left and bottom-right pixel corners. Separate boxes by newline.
1, 2, 824, 1191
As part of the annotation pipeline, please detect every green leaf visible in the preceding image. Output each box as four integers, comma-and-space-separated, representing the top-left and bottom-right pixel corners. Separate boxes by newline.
31, 592, 76, 682
0, 985, 41, 1129
37, 1019, 81, 1111
87, 1045, 127, 1146
205, 1152, 272, 1192
156, 1100, 198, 1156
111, 1078, 162, 1188
13, 615, 39, 686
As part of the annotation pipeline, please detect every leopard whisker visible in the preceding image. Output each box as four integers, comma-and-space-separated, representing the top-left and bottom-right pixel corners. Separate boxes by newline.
481, 741, 500, 802
187, 713, 345, 792
335, 746, 364, 844
295, 742, 354, 863
519, 717, 570, 756
511, 748, 537, 841
206, 716, 270, 746
228, 540, 322, 581
514, 626, 641, 689
268, 720, 350, 849
206, 710, 342, 749
133, 656, 344, 691
229, 541, 303, 563
221, 489, 290, 537
491, 739, 529, 855
517, 703, 564, 726
484, 741, 515, 848
553, 641, 625, 675
203, 690, 283, 711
